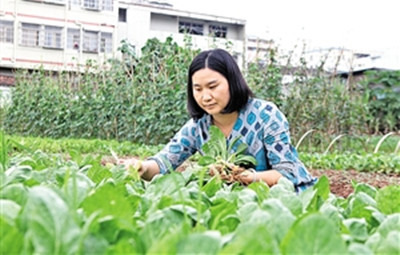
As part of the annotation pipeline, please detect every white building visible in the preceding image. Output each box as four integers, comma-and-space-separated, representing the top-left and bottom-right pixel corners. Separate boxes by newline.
0, 0, 246, 86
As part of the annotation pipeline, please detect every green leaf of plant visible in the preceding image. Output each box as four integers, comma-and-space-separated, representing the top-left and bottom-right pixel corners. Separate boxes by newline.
376, 185, 400, 214
221, 211, 280, 254
145, 172, 186, 199
202, 126, 226, 159
0, 183, 28, 206
64, 172, 94, 208
81, 182, 135, 221
376, 213, 400, 237
177, 232, 222, 254
141, 207, 192, 251
343, 218, 369, 242
306, 175, 330, 212
0, 199, 21, 224
354, 182, 377, 198
209, 198, 239, 234
198, 155, 216, 166
375, 231, 400, 254
348, 192, 377, 223
234, 154, 257, 166
227, 135, 242, 156
0, 217, 24, 255
20, 186, 81, 255
247, 181, 270, 203
261, 198, 296, 242
201, 176, 222, 197
348, 243, 373, 255
281, 213, 348, 254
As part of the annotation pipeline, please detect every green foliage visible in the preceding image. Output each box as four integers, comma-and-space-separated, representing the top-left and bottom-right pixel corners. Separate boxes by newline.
4, 37, 199, 145
300, 152, 400, 174
1, 147, 399, 254
3, 36, 398, 147
282, 71, 369, 139
5, 133, 399, 174
8, 134, 161, 157
199, 126, 257, 167
246, 47, 283, 107
361, 70, 400, 133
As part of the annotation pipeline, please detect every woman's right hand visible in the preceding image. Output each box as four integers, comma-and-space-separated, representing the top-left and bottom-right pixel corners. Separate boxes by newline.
118, 158, 144, 175
118, 158, 161, 181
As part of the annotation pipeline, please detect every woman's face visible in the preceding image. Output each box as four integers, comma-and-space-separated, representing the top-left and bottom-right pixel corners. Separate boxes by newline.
192, 68, 230, 116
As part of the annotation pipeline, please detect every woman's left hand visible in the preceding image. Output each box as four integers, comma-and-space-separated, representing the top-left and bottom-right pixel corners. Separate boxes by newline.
237, 169, 257, 185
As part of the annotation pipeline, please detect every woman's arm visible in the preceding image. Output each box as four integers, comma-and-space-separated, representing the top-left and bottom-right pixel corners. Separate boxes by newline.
119, 119, 200, 180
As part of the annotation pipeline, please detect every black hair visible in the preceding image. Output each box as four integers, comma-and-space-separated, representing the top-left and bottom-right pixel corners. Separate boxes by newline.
187, 48, 254, 120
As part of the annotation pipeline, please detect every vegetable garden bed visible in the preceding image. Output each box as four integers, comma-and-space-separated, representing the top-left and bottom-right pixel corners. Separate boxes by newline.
1, 150, 400, 254
1, 134, 399, 254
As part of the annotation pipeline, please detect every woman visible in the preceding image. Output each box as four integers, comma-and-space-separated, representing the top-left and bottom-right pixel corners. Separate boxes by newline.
120, 48, 316, 192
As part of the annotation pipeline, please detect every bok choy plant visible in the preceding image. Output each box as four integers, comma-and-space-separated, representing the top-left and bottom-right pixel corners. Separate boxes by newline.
198, 126, 257, 183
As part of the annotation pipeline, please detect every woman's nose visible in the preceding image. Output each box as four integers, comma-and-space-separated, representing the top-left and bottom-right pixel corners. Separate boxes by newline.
202, 91, 212, 101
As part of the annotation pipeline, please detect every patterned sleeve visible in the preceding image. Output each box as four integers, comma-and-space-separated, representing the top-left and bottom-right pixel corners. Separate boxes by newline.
262, 103, 315, 189
148, 119, 199, 174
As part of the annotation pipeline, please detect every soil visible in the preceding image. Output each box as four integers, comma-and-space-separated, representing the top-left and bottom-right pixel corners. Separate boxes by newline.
308, 169, 400, 198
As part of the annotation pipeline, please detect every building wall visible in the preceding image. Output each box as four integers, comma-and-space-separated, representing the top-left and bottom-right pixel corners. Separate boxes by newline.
116, 3, 246, 65
0, 0, 117, 74
0, 0, 247, 82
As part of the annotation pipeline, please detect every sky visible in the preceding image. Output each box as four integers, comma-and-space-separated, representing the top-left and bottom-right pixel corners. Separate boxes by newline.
169, 0, 400, 60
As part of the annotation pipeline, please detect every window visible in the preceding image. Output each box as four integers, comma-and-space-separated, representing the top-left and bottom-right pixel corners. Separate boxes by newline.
100, 32, 112, 53
0, 20, 14, 43
67, 28, 80, 50
209, 25, 227, 38
21, 23, 41, 47
83, 30, 98, 53
119, 8, 127, 22
179, 21, 203, 35
83, 0, 100, 10
20, 23, 65, 49
44, 26, 63, 48
102, 0, 113, 11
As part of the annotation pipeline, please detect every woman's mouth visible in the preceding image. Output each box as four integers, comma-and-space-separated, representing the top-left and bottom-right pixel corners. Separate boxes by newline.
203, 103, 216, 110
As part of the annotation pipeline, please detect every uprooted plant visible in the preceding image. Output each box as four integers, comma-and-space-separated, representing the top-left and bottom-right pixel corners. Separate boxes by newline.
198, 126, 257, 183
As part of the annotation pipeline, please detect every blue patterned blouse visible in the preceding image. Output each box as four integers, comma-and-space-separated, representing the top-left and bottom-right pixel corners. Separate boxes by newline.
149, 98, 317, 191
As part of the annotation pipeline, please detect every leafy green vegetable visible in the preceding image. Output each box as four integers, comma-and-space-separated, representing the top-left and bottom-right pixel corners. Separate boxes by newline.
199, 126, 257, 183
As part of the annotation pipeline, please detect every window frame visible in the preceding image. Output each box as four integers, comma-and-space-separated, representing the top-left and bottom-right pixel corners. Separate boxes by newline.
118, 8, 127, 22
67, 28, 81, 50
209, 24, 227, 38
83, 0, 100, 11
20, 23, 42, 47
82, 30, 99, 53
43, 25, 63, 49
0, 20, 14, 43
102, 0, 113, 11
178, 21, 204, 35
100, 32, 112, 53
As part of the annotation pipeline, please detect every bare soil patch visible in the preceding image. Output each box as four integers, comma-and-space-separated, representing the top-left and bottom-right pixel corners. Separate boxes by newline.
309, 169, 400, 197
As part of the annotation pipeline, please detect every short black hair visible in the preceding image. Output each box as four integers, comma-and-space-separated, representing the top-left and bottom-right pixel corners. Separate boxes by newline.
187, 48, 254, 120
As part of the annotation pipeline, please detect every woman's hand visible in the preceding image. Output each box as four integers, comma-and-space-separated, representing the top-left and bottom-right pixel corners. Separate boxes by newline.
118, 158, 160, 181
118, 158, 145, 175
237, 169, 257, 185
